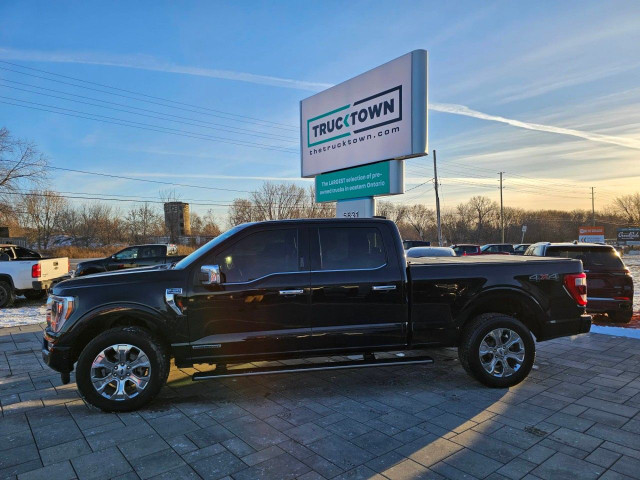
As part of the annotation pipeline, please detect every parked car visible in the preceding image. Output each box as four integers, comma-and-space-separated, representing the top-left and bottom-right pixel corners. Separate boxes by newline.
74, 244, 184, 277
513, 244, 531, 255
481, 244, 514, 254
407, 246, 456, 258
0, 245, 69, 307
451, 244, 481, 256
43, 218, 590, 411
403, 240, 431, 249
525, 242, 634, 323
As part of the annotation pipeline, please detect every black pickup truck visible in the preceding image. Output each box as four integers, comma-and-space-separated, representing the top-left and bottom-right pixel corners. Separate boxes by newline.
43, 219, 591, 411
74, 244, 183, 277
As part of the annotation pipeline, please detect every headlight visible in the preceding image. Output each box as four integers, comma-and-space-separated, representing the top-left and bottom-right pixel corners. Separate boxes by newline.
46, 295, 76, 332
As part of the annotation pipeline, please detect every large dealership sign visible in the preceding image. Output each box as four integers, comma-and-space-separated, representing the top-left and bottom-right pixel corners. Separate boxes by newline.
618, 227, 640, 245
578, 226, 605, 243
300, 50, 428, 178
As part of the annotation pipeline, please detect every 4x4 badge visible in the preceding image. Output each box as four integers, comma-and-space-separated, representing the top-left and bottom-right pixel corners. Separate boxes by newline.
529, 273, 559, 281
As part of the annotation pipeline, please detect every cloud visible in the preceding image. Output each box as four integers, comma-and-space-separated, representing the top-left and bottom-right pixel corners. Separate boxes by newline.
3, 47, 638, 152
430, 102, 640, 150
0, 47, 332, 91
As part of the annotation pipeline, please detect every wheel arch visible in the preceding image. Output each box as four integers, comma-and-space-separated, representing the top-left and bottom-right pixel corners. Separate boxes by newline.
458, 288, 545, 339
69, 305, 170, 364
0, 275, 15, 289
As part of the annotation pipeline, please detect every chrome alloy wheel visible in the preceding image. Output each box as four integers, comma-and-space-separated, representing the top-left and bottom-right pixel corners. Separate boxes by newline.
479, 328, 525, 378
90, 344, 151, 401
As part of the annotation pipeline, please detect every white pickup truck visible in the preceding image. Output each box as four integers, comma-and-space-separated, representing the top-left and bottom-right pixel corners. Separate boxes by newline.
0, 244, 70, 307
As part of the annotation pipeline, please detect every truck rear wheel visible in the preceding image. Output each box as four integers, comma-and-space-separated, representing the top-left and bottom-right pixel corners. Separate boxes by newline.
75, 327, 169, 412
458, 313, 535, 388
0, 281, 15, 308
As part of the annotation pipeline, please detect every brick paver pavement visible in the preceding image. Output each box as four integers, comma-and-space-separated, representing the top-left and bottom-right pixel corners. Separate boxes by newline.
1, 323, 640, 479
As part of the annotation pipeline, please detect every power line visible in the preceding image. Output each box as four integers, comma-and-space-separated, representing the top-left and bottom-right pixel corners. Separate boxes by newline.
0, 60, 298, 131
0, 97, 299, 154
0, 79, 297, 142
47, 165, 253, 193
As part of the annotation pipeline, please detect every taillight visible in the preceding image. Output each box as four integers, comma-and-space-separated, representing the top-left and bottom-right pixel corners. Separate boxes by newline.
564, 272, 587, 306
32, 264, 41, 278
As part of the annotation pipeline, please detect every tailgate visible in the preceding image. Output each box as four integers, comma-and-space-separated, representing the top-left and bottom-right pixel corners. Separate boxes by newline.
36, 257, 69, 280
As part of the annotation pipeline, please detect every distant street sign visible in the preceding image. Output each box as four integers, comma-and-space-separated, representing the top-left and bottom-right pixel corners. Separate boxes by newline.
315, 160, 403, 203
578, 226, 605, 243
617, 227, 640, 245
522, 225, 527, 233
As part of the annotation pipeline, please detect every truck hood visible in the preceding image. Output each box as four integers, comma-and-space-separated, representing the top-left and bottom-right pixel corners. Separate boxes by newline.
75, 258, 107, 269
54, 265, 179, 293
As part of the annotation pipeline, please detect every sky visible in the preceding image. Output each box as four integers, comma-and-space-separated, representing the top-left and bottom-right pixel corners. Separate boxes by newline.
1, 1, 639, 219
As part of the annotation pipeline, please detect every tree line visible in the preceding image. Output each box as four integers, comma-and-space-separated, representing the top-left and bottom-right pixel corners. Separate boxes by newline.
2, 126, 640, 249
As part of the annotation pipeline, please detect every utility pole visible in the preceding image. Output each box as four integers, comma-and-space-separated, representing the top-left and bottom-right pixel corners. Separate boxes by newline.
433, 149, 443, 246
499, 172, 505, 243
591, 187, 595, 226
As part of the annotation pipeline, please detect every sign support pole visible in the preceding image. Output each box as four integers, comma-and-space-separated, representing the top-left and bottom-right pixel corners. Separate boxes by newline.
433, 149, 443, 246
336, 197, 375, 218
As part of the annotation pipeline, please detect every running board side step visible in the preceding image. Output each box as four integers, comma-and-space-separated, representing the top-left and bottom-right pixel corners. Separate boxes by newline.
192, 355, 433, 381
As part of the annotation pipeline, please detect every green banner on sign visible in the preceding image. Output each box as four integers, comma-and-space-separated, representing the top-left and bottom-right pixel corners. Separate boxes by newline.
315, 161, 392, 203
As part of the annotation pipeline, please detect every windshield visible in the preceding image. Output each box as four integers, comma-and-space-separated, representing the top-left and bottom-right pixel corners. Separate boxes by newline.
546, 247, 625, 269
173, 225, 246, 269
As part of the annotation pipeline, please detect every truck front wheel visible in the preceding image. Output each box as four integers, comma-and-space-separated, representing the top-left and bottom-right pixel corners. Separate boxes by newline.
458, 313, 535, 388
75, 327, 169, 412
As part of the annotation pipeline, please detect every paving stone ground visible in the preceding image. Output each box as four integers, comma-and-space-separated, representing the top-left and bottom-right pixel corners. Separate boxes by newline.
1, 324, 640, 479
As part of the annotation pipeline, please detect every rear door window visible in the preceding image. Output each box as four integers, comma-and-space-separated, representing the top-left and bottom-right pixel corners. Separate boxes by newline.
317, 227, 386, 270
545, 247, 624, 269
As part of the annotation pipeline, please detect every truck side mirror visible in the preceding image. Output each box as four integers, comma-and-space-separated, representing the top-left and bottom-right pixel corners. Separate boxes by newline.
200, 265, 221, 285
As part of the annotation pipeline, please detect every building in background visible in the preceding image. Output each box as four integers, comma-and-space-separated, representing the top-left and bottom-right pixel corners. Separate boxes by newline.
164, 202, 191, 242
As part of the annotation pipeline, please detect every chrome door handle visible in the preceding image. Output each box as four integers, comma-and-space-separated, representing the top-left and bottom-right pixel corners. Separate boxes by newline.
279, 289, 304, 296
372, 285, 397, 291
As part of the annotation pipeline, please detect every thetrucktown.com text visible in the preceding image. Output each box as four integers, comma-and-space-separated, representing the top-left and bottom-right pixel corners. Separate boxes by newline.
308, 126, 400, 156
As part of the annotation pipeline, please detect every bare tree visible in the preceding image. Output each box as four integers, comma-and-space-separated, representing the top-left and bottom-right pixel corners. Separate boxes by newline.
377, 201, 409, 224
192, 210, 222, 236
251, 182, 306, 221
19, 190, 67, 249
611, 193, 640, 225
228, 199, 255, 227
302, 186, 335, 218
77, 204, 114, 247
468, 196, 498, 241
125, 203, 162, 243
405, 204, 435, 240
0, 128, 48, 192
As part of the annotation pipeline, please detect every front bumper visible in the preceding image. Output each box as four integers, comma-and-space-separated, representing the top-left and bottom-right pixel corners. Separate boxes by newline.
537, 314, 592, 341
42, 334, 74, 373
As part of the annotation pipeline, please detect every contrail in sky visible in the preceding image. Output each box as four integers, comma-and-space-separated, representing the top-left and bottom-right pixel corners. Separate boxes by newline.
430, 102, 640, 150
0, 47, 332, 91
1, 47, 638, 150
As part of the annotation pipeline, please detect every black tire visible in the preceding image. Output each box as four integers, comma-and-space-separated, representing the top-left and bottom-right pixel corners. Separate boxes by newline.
0, 281, 16, 308
608, 311, 633, 324
76, 327, 170, 412
458, 313, 535, 388
23, 290, 47, 301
